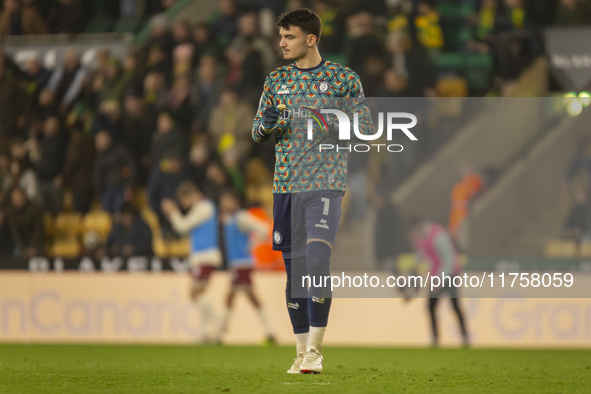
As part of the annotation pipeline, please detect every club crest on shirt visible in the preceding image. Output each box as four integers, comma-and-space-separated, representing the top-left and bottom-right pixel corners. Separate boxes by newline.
277, 84, 290, 94
273, 231, 282, 244
318, 81, 329, 93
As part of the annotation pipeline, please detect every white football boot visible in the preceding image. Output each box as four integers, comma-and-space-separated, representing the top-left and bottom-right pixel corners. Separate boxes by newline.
299, 347, 323, 374
287, 353, 304, 374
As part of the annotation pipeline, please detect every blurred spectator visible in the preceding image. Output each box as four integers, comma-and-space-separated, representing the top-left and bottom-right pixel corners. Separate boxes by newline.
50, 0, 84, 34
555, 0, 591, 27
228, 12, 275, 77
313, 0, 344, 54
467, 0, 499, 54
107, 203, 153, 257
0, 204, 14, 256
166, 76, 193, 135
385, 32, 436, 97
92, 58, 133, 106
143, 71, 168, 113
0, 62, 24, 138
93, 131, 135, 214
31, 116, 67, 215
563, 189, 589, 243
123, 93, 157, 184
21, 54, 51, 110
0, 0, 47, 40
46, 48, 89, 110
3, 159, 42, 206
345, 12, 385, 80
372, 189, 407, 270
208, 87, 255, 161
63, 128, 95, 214
172, 19, 193, 48
6, 186, 44, 257
151, 111, 186, 166
414, 0, 444, 58
91, 100, 124, 142
188, 133, 219, 191
148, 152, 189, 238
565, 138, 591, 182
143, 14, 174, 61
193, 22, 222, 65
210, 0, 239, 48
193, 55, 223, 130
35, 89, 58, 120
172, 43, 194, 81
202, 161, 232, 205
448, 165, 484, 251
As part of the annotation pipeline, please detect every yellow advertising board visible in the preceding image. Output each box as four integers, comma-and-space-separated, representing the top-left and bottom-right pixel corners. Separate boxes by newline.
1, 271, 591, 347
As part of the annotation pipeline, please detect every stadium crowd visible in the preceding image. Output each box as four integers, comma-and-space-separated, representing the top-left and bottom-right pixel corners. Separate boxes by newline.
0, 0, 587, 259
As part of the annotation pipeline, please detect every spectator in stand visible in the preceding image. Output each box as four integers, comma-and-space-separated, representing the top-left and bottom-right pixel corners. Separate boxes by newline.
467, 0, 500, 55
92, 58, 133, 106
344, 12, 385, 83
188, 133, 219, 192
193, 55, 223, 131
172, 19, 193, 49
32, 116, 67, 215
166, 76, 194, 135
414, 0, 444, 58
63, 127, 95, 214
0, 61, 24, 138
208, 87, 255, 162
21, 54, 51, 111
313, 0, 344, 54
148, 151, 189, 238
91, 100, 124, 142
123, 92, 157, 185
0, 0, 47, 40
150, 111, 186, 167
143, 71, 168, 114
202, 160, 232, 205
555, 0, 591, 27
35, 89, 58, 120
3, 159, 42, 206
448, 165, 484, 251
385, 32, 436, 97
228, 11, 275, 77
93, 130, 135, 214
6, 186, 44, 257
172, 43, 194, 81
0, 204, 14, 256
563, 189, 589, 243
47, 48, 89, 111
107, 202, 153, 258
210, 0, 239, 48
193, 22, 222, 65
143, 14, 174, 60
50, 0, 84, 34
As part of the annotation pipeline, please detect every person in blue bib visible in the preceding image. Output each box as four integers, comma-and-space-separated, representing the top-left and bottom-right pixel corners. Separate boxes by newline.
217, 189, 276, 346
161, 180, 222, 342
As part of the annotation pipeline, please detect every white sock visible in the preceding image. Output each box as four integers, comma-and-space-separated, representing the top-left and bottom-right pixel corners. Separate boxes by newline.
195, 297, 217, 334
257, 308, 274, 337
307, 326, 326, 354
295, 332, 309, 355
219, 309, 231, 334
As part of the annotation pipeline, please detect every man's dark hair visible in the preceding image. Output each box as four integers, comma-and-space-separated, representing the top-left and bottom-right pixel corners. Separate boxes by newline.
276, 8, 322, 42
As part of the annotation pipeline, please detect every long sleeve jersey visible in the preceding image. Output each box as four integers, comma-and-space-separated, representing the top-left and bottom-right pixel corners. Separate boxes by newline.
252, 59, 373, 194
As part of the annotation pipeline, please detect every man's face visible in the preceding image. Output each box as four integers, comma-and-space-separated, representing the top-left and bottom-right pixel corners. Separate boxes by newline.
279, 26, 314, 61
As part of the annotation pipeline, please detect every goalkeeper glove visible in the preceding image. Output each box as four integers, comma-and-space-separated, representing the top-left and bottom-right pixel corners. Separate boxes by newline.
262, 107, 280, 130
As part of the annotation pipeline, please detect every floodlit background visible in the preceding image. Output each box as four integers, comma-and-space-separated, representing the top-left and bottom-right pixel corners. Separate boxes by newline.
1, 0, 591, 347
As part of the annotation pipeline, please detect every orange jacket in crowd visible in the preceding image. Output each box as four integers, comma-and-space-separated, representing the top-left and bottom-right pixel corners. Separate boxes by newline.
448, 173, 483, 234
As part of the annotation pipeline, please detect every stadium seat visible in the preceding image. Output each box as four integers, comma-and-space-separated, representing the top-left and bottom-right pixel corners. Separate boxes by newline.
48, 238, 81, 258
81, 211, 113, 241
579, 242, 591, 257
141, 209, 161, 233
465, 54, 493, 93
43, 214, 54, 238
544, 239, 578, 258
113, 17, 142, 33
85, 15, 115, 34
53, 213, 82, 239
153, 237, 169, 259
436, 76, 468, 97
168, 238, 190, 258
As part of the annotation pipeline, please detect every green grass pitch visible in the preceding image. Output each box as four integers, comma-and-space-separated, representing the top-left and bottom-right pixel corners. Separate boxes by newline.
0, 344, 590, 393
